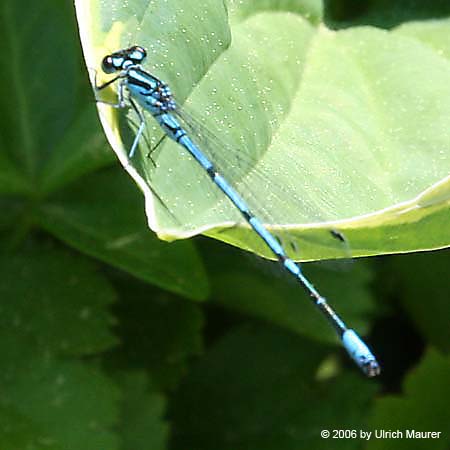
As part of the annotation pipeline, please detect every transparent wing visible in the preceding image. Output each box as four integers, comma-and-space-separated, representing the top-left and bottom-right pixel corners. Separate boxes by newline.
173, 106, 352, 260
123, 99, 351, 261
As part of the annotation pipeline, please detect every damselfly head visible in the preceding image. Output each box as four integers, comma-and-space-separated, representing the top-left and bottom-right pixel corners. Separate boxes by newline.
127, 45, 147, 63
101, 46, 147, 73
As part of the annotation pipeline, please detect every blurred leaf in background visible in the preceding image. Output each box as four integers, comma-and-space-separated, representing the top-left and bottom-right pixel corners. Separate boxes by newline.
367, 349, 450, 450
0, 0, 449, 449
0, 240, 120, 449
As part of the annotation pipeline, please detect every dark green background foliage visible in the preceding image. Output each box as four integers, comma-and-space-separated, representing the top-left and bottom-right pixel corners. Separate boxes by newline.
0, 1, 449, 449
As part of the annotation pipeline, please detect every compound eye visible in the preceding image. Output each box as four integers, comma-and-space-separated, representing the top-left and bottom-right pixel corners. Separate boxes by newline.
129, 45, 147, 62
101, 55, 117, 74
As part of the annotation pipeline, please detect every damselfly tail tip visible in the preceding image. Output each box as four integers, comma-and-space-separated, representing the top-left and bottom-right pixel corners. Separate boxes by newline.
342, 329, 380, 377
363, 359, 381, 378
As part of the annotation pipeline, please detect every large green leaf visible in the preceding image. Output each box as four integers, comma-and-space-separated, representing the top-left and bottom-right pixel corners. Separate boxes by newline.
76, 0, 450, 260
